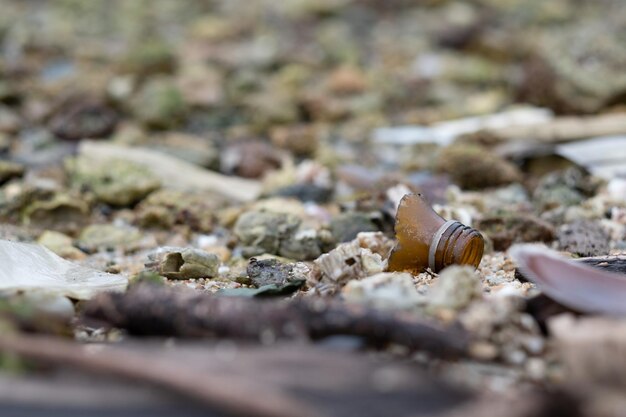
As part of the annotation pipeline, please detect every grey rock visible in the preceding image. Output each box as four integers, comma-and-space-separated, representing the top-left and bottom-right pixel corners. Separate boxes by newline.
533, 168, 597, 211
279, 228, 330, 260
78, 224, 143, 253
233, 210, 301, 257
330, 212, 378, 243
246, 257, 308, 289
557, 219, 610, 257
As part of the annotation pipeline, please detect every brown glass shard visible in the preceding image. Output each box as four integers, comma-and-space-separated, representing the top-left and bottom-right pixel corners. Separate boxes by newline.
387, 194, 484, 273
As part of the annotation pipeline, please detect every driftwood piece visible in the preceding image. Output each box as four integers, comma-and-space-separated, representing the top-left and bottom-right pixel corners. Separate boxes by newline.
0, 335, 471, 417
79, 141, 262, 202
83, 285, 469, 358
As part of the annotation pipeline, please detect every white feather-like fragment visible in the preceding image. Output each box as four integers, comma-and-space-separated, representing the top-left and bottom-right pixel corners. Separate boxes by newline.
0, 240, 127, 300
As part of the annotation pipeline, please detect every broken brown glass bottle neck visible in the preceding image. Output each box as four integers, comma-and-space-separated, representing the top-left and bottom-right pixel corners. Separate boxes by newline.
388, 194, 484, 274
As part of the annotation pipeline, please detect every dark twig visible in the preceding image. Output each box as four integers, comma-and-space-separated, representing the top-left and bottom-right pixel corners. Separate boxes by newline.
83, 285, 469, 358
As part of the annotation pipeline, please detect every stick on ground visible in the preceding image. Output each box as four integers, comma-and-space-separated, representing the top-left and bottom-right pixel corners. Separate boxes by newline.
83, 284, 469, 358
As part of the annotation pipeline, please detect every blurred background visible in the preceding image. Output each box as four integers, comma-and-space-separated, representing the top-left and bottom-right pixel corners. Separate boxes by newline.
0, 0, 624, 214
1, 0, 624, 147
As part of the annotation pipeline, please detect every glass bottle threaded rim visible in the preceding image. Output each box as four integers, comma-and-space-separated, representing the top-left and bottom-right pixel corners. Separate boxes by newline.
428, 220, 484, 271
